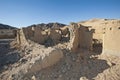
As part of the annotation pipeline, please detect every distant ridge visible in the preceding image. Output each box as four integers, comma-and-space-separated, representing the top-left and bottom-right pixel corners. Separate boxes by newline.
0, 23, 16, 29
27, 22, 66, 29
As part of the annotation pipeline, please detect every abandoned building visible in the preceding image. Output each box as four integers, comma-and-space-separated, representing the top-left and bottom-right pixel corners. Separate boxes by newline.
16, 19, 120, 57
103, 26, 120, 56
1, 19, 120, 80
68, 23, 94, 53
78, 19, 120, 56
17, 26, 69, 47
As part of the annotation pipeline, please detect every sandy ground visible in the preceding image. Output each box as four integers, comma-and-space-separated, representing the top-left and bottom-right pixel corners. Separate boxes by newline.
0, 40, 120, 80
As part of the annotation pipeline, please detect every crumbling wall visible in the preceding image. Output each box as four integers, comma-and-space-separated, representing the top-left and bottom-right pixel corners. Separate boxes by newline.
29, 48, 63, 73
0, 29, 17, 39
68, 23, 93, 53
60, 26, 69, 36
103, 26, 120, 56
7, 44, 64, 79
32, 27, 48, 44
49, 29, 62, 44
17, 22, 94, 52
60, 26, 70, 42
16, 28, 31, 46
68, 23, 79, 52
79, 19, 120, 45
17, 27, 46, 46
17, 26, 66, 47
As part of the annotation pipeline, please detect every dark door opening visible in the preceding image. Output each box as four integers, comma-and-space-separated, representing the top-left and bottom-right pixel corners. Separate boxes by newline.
93, 39, 102, 55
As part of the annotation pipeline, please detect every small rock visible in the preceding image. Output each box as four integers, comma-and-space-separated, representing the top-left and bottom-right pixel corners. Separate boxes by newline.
32, 75, 36, 80
4, 65, 8, 70
20, 58, 27, 63
107, 61, 116, 67
67, 65, 71, 70
72, 57, 76, 61
76, 59, 80, 62
62, 69, 66, 73
59, 74, 62, 78
54, 74, 58, 78
80, 77, 88, 80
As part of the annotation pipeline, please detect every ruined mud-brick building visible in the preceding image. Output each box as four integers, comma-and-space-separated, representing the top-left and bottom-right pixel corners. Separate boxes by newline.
17, 22, 93, 53
17, 27, 46, 46
79, 19, 120, 56
68, 23, 94, 53
17, 19, 120, 56
17, 26, 67, 47
103, 24, 120, 56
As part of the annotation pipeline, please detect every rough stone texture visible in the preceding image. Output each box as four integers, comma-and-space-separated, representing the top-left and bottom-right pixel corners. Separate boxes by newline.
103, 26, 120, 56
17, 27, 47, 46
49, 29, 62, 44
16, 28, 29, 46
32, 27, 48, 44
2, 43, 63, 80
29, 48, 63, 73
68, 23, 93, 53
60, 26, 69, 36
17, 27, 64, 46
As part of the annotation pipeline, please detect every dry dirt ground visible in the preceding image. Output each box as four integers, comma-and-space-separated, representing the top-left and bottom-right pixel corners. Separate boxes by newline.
0, 39, 20, 73
0, 40, 120, 80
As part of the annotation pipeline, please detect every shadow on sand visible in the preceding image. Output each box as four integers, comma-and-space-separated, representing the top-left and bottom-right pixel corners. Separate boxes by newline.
0, 40, 20, 73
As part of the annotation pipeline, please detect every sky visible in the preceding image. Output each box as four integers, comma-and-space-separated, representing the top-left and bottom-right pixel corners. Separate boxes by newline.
0, 0, 120, 27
